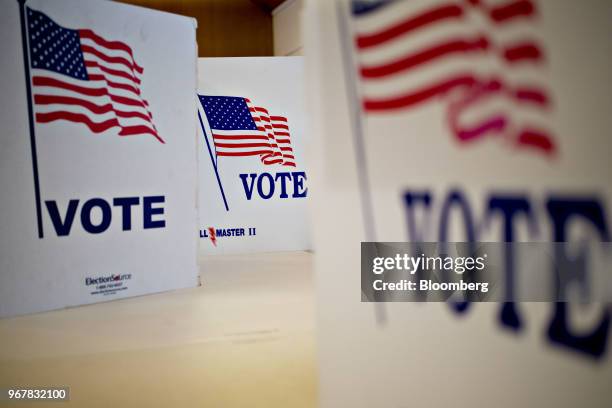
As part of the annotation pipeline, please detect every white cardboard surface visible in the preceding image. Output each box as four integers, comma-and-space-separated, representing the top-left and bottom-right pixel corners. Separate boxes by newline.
197, 57, 310, 254
0, 0, 199, 317
305, 0, 612, 406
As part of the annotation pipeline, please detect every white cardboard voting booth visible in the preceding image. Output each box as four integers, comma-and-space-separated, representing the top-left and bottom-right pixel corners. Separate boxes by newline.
197, 57, 310, 254
0, 0, 199, 318
305, 0, 612, 406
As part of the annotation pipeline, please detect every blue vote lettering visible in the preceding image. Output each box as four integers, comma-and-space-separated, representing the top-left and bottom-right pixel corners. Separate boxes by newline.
402, 189, 610, 359
239, 172, 308, 200
45, 195, 165, 236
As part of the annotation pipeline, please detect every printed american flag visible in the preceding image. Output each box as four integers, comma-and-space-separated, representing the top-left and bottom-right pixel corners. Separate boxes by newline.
26, 7, 162, 143
350, 0, 555, 155
198, 95, 296, 167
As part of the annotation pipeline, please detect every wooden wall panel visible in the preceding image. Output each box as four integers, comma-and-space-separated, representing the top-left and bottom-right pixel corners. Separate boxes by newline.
119, 0, 275, 57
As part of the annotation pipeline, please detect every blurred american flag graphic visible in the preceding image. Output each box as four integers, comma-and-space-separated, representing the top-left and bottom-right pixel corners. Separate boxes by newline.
349, 0, 556, 155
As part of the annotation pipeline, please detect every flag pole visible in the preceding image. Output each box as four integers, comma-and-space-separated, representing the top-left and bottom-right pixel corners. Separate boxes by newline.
336, 1, 376, 242
336, 0, 386, 323
18, 0, 44, 238
198, 110, 229, 212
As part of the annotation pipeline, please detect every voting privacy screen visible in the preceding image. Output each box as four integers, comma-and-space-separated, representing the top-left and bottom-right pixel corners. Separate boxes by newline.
0, 0, 199, 317
197, 57, 310, 255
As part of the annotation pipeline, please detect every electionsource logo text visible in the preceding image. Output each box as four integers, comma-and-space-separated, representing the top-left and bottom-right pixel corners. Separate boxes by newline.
85, 273, 132, 286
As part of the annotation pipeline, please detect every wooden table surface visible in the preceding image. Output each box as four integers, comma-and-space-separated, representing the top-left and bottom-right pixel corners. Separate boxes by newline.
0, 251, 317, 407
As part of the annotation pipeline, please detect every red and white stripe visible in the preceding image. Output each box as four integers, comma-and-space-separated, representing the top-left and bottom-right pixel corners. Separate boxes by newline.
351, 0, 555, 155
246, 98, 296, 167
469, 0, 554, 154
32, 28, 162, 143
353, 0, 487, 110
207, 97, 296, 167
210, 123, 272, 158
270, 115, 296, 167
